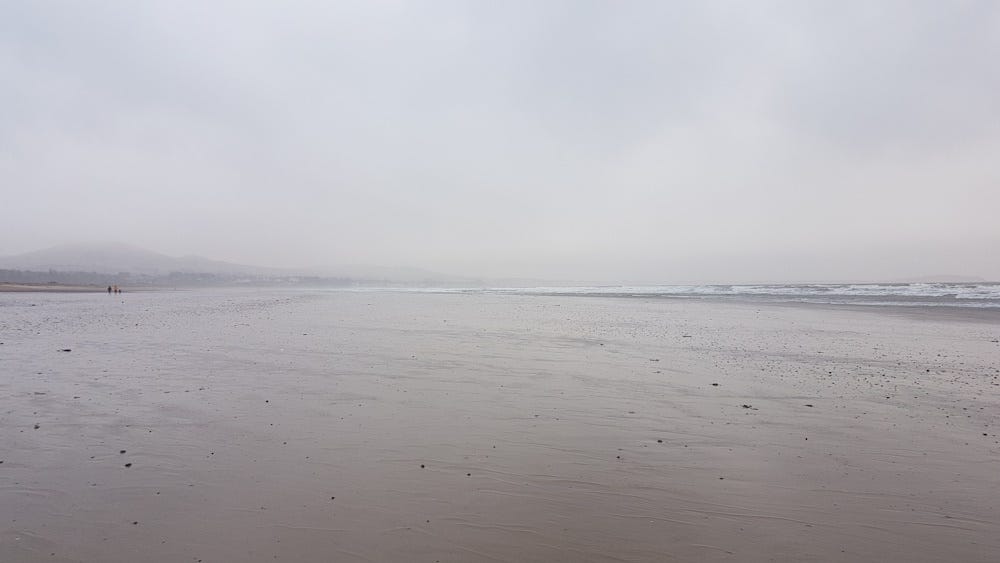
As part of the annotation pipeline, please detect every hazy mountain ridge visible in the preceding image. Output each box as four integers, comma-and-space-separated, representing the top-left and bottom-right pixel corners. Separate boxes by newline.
2, 244, 989, 287
0, 243, 468, 285
0, 243, 257, 275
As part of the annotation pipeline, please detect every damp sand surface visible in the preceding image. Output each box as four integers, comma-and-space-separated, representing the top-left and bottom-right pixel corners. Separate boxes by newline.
0, 284, 107, 293
1, 289, 999, 562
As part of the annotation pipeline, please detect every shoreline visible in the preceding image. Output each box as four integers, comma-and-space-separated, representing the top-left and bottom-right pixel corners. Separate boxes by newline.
5, 282, 999, 323
437, 290, 1000, 323
0, 283, 108, 293
0, 283, 170, 293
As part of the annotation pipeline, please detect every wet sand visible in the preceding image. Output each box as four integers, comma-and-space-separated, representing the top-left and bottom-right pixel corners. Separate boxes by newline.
0, 284, 107, 293
1, 289, 998, 562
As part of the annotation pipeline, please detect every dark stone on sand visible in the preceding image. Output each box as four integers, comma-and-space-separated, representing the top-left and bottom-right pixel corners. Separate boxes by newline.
711, 383, 719, 386
124, 463, 132, 468
657, 439, 663, 443
420, 464, 425, 468
466, 473, 471, 477
741, 404, 752, 409
59, 349, 71, 352
132, 521, 138, 525
331, 496, 335, 500
120, 450, 126, 454
33, 424, 40, 429
805, 404, 814, 407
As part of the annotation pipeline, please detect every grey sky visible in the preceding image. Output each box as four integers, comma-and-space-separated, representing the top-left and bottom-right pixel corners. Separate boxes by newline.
2, 1, 998, 282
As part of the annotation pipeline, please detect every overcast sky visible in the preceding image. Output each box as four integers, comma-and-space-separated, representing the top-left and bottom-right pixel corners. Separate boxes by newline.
2, 1, 998, 282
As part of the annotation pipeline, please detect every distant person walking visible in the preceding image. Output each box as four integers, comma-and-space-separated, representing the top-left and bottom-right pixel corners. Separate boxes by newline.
107, 285, 113, 294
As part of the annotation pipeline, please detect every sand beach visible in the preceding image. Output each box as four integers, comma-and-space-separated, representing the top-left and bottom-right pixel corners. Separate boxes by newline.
0, 284, 108, 293
1, 289, 998, 562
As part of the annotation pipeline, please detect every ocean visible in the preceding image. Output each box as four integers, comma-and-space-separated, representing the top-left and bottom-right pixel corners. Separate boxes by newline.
380, 282, 1000, 308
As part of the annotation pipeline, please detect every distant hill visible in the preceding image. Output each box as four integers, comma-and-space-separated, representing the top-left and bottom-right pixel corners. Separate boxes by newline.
0, 243, 281, 276
0, 243, 470, 285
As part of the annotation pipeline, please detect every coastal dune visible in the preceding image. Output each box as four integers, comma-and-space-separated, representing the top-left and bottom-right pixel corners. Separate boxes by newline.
1, 290, 998, 562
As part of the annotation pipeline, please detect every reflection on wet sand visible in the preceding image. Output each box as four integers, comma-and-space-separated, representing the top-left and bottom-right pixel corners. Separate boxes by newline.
1, 290, 998, 562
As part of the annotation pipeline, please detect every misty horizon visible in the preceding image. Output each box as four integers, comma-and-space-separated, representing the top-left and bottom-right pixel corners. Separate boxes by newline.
1, 240, 996, 286
3, 2, 998, 282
